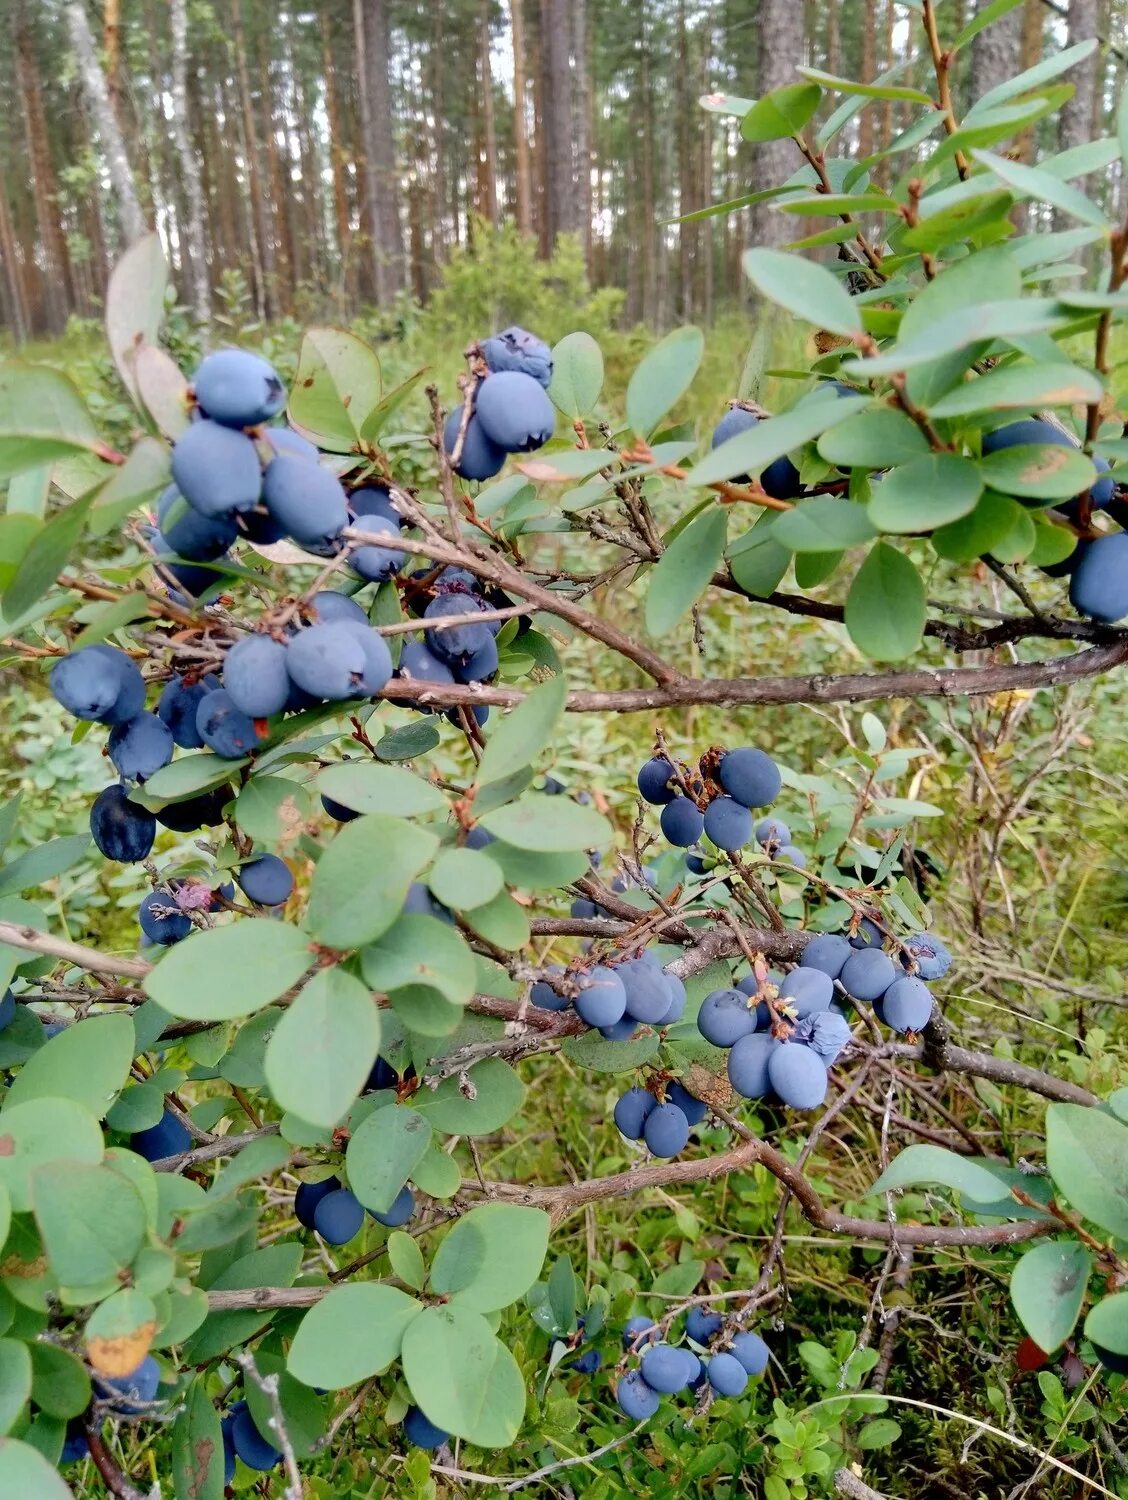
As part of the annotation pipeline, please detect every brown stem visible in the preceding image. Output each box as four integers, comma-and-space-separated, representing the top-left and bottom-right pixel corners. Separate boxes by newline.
922, 0, 968, 180
84, 1424, 146, 1500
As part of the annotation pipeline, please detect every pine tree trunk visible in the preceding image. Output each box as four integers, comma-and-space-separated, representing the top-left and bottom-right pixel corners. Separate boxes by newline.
532, 6, 550, 256
170, 0, 210, 328
0, 161, 31, 343
571, 0, 592, 268
858, 0, 877, 159
231, 0, 274, 319
13, 2, 73, 333
259, 40, 292, 310
66, 0, 146, 244
353, 0, 406, 302
825, 0, 839, 76
541, 0, 577, 242
511, 0, 534, 236
638, 0, 656, 323
677, 0, 695, 320
969, 0, 1024, 105
1052, 0, 1099, 229
749, 0, 804, 248
480, 0, 499, 224
322, 6, 355, 300
429, 4, 447, 262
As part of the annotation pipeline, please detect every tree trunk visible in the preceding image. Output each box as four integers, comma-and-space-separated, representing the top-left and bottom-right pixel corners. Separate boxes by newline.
170, 0, 210, 328
532, 6, 550, 256
0, 162, 31, 343
13, 2, 73, 333
1057, 0, 1099, 159
677, 0, 695, 320
66, 0, 146, 244
749, 0, 804, 248
858, 0, 877, 159
259, 39, 292, 310
511, 0, 534, 236
353, 0, 406, 302
638, 0, 656, 323
541, 0, 577, 242
825, 0, 839, 77
969, 0, 1025, 105
322, 5, 355, 299
571, 0, 592, 267
103, 0, 125, 129
480, 0, 499, 224
231, 0, 274, 319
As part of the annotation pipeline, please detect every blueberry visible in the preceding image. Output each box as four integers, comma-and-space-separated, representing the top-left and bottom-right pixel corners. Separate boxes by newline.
686, 1307, 723, 1345
1071, 532, 1128, 622
456, 631, 499, 684
108, 712, 175, 781
727, 1033, 777, 1099
138, 889, 191, 945
403, 881, 454, 923
755, 817, 791, 847
657, 970, 687, 1025
637, 756, 676, 804
404, 1405, 449, 1449
882, 976, 933, 1034
464, 826, 494, 849
157, 484, 238, 560
262, 453, 348, 547
761, 453, 803, 500
312, 1187, 365, 1244
574, 965, 627, 1029
698, 988, 757, 1048
901, 932, 952, 980
530, 966, 569, 1011
131, 1107, 191, 1162
850, 916, 884, 950
193, 349, 285, 427
295, 1174, 341, 1229
0, 989, 15, 1032
482, 326, 553, 387
719, 748, 781, 809
794, 1010, 852, 1065
567, 1348, 602, 1374
423, 592, 495, 664
155, 784, 231, 831
840, 948, 898, 1002
776, 844, 806, 868
639, 1342, 691, 1393
321, 792, 359, 822
157, 672, 220, 748
767, 1043, 828, 1109
103, 1354, 161, 1414
643, 1102, 690, 1157
235, 853, 293, 906
622, 1315, 659, 1351
600, 1016, 639, 1041
308, 590, 369, 626
660, 796, 705, 848
223, 634, 291, 718
60, 1418, 89, 1463
369, 1184, 415, 1227
366, 1056, 396, 1091
196, 688, 262, 758
710, 405, 760, 482
231, 1404, 282, 1470
778, 966, 834, 1018
171, 419, 263, 516
221, 1414, 237, 1483
801, 933, 852, 978
51, 645, 145, 725
474, 370, 555, 453
619, 957, 674, 1024
614, 1086, 656, 1140
617, 1368, 661, 1420
706, 1352, 749, 1397
286, 623, 368, 701
350, 513, 406, 582
730, 1330, 770, 1376
444, 409, 506, 482
91, 784, 156, 862
667, 1080, 707, 1126
349, 483, 403, 527
396, 639, 456, 692
703, 795, 753, 852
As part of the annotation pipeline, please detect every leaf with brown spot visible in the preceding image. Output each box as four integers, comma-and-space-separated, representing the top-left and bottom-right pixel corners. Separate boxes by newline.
87, 1325, 157, 1378
84, 1287, 157, 1377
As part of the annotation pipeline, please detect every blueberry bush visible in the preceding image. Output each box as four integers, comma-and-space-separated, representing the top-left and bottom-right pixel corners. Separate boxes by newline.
0, 7, 1127, 1496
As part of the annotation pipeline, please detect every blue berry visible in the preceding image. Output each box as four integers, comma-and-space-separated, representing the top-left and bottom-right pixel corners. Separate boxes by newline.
698, 988, 757, 1048
482, 326, 553, 387
286, 623, 368, 701
800, 933, 852, 979
295, 1175, 341, 1229
730, 1330, 770, 1375
614, 1086, 656, 1140
404, 1405, 449, 1449
727, 1033, 777, 1099
131, 1107, 191, 1161
51, 645, 144, 725
719, 748, 781, 809
171, 419, 263, 516
901, 932, 951, 980
703, 795, 753, 851
235, 854, 293, 907
767, 1043, 828, 1110
312, 1187, 364, 1244
475, 370, 555, 453
686, 1307, 723, 1345
223, 634, 291, 718
138, 889, 191, 945
657, 970, 687, 1025
231, 1405, 282, 1470
881, 976, 933, 1034
108, 712, 175, 782
619, 958, 673, 1024
575, 965, 627, 1029
370, 1184, 415, 1228
0, 989, 15, 1032
91, 784, 156, 862
262, 454, 348, 547
850, 916, 884, 950
639, 1342, 691, 1393
617, 1369, 660, 1420
707, 1352, 749, 1397
778, 966, 834, 1018
622, 1315, 659, 1351
103, 1354, 160, 1414
755, 817, 790, 848
1070, 532, 1128, 622
443, 409, 506, 482
667, 1080, 707, 1126
637, 756, 676, 804
530, 967, 569, 1011
840, 948, 898, 1002
158, 672, 220, 748
660, 797, 705, 848
195, 688, 262, 758
643, 1103, 689, 1158
193, 349, 285, 427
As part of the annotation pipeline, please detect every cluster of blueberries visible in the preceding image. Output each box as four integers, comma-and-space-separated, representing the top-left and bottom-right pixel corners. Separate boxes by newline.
699, 926, 950, 1111
530, 947, 686, 1046
293, 1169, 415, 1246
442, 327, 555, 482
615, 1310, 770, 1420
613, 1078, 707, 1159
686, 814, 806, 877
59, 1355, 163, 1467
638, 745, 799, 859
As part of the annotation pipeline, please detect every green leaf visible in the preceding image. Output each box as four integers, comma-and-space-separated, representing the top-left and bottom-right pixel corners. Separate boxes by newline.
972, 149, 1110, 230
105, 232, 168, 406
549, 333, 603, 419
316, 762, 447, 818
413, 1057, 525, 1137
985, 499, 1037, 563
932, 491, 1028, 562
388, 1231, 426, 1291
136, 754, 238, 805
4, 1013, 133, 1118
1085, 1292, 1128, 1358
0, 1437, 74, 1498
841, 299, 1063, 379
410, 1143, 461, 1200
971, 38, 1099, 116
4, 495, 92, 619
358, 365, 429, 443
1119, 87, 1128, 177
475, 675, 566, 790
28, 1343, 90, 1420
0, 361, 101, 481
346, 1104, 432, 1214
928, 363, 1104, 419
206, 1135, 291, 1201
306, 815, 440, 949
727, 520, 792, 598
89, 436, 171, 537
0, 1341, 31, 1434
896, 246, 1022, 406
867, 455, 984, 533
288, 1284, 423, 1389
288, 328, 382, 452
376, 719, 441, 762
1046, 1103, 1128, 1239
431, 1204, 550, 1313
244, 1350, 326, 1458
743, 248, 862, 337
0, 1098, 104, 1213
954, 0, 1024, 48
797, 67, 933, 105
185, 1243, 303, 1363
772, 497, 876, 553
1010, 1241, 1091, 1354
401, 1303, 526, 1448
740, 84, 822, 144
171, 1376, 225, 1500
857, 1418, 902, 1450
0, 1183, 9, 1258
844, 545, 926, 662
817, 407, 930, 468
625, 326, 704, 438
143, 920, 311, 1021
84, 1288, 158, 1377
686, 394, 868, 487
264, 968, 380, 1129
462, 888, 530, 952
32, 1162, 146, 1293
233, 777, 311, 846
480, 795, 611, 852
562, 1029, 662, 1073
428, 848, 504, 911
868, 1145, 1011, 1203
645, 506, 727, 636
361, 914, 478, 1011
135, 344, 190, 441
978, 444, 1098, 502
